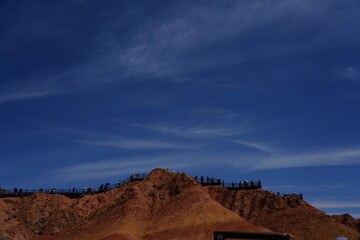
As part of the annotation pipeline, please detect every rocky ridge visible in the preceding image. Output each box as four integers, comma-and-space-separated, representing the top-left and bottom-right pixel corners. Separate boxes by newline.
332, 214, 360, 233
207, 186, 359, 240
0, 168, 359, 240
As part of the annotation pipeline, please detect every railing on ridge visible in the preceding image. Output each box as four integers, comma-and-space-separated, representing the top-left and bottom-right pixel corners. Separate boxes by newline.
0, 173, 266, 198
0, 173, 146, 198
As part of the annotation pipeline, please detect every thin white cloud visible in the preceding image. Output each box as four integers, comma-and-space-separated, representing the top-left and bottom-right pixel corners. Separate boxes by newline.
0, 89, 55, 103
266, 184, 344, 191
54, 154, 201, 181
53, 144, 360, 182
53, 127, 196, 150
3, 0, 359, 100
140, 124, 239, 138
190, 108, 250, 121
117, 2, 274, 78
250, 148, 360, 170
116, 0, 360, 80
229, 140, 276, 153
83, 139, 194, 150
310, 201, 360, 209
0, 81, 61, 103
341, 66, 360, 81
53, 127, 108, 138
52, 148, 259, 182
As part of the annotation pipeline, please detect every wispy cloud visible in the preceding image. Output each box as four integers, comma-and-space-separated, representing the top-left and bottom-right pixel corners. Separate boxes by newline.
53, 127, 195, 150
115, 0, 360, 80
340, 66, 360, 81
53, 127, 108, 138
310, 201, 360, 209
328, 212, 360, 219
310, 200, 360, 219
266, 184, 344, 191
249, 148, 360, 170
229, 140, 276, 153
139, 124, 239, 138
117, 2, 274, 79
0, 81, 61, 103
190, 108, 249, 121
54, 154, 201, 181
53, 143, 360, 181
82, 139, 194, 150
3, 0, 359, 102
131, 108, 253, 136
54, 126, 360, 171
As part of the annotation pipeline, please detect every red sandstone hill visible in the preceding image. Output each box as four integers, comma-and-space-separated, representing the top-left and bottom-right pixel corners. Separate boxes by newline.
0, 168, 359, 240
207, 186, 360, 240
332, 214, 360, 233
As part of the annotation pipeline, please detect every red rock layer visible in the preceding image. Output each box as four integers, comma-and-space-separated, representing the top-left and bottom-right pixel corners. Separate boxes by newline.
0, 168, 358, 240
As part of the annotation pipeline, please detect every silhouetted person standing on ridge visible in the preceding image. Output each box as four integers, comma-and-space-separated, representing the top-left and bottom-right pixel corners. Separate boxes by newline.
299, 193, 303, 200
250, 180, 255, 187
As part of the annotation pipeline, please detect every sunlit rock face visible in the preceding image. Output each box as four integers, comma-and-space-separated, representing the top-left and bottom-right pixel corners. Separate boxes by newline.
0, 168, 359, 240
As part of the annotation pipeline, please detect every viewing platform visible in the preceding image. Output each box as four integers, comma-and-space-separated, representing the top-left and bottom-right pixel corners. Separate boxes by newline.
195, 176, 262, 190
0, 172, 264, 198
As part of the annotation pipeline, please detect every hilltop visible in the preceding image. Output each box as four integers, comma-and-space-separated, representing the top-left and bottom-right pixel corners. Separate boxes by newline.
0, 168, 359, 240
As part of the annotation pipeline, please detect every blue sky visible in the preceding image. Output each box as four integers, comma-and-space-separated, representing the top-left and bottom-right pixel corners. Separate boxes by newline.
1, 0, 360, 218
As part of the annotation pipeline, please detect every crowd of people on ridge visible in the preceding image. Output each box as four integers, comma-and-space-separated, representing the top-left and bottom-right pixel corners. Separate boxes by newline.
193, 176, 262, 189
277, 192, 303, 200
0, 172, 307, 200
194, 175, 222, 184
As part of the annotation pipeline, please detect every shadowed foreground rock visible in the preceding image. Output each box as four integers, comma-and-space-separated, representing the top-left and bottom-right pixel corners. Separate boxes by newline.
0, 168, 359, 240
